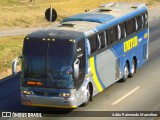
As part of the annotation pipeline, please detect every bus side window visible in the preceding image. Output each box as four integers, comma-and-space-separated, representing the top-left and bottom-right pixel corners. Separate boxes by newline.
135, 18, 138, 31
89, 35, 97, 54
86, 39, 91, 55
97, 34, 101, 50
118, 23, 126, 39
77, 40, 85, 71
117, 25, 121, 40
98, 32, 105, 49
136, 15, 143, 30
117, 23, 127, 40
143, 12, 148, 27
107, 26, 118, 44
104, 31, 107, 47
125, 18, 136, 35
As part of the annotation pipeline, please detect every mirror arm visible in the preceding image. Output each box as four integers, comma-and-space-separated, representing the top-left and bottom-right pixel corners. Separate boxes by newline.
12, 56, 21, 75
73, 59, 80, 79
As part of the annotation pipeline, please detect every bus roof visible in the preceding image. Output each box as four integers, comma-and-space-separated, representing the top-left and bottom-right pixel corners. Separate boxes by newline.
26, 2, 147, 41
61, 14, 115, 23
50, 2, 147, 32
26, 29, 84, 42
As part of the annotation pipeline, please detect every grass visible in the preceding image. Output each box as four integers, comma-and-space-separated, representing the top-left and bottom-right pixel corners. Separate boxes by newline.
0, 35, 24, 79
0, 0, 157, 29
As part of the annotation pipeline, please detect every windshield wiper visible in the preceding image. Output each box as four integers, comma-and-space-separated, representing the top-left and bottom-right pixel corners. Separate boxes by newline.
47, 72, 59, 88
48, 72, 55, 81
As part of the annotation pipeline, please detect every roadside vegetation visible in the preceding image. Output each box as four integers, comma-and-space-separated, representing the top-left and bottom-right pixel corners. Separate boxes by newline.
0, 36, 24, 79
0, 0, 159, 79
0, 0, 157, 29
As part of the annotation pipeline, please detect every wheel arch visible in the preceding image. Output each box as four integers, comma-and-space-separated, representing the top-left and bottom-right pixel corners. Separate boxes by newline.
130, 55, 137, 73
88, 82, 93, 101
123, 59, 130, 73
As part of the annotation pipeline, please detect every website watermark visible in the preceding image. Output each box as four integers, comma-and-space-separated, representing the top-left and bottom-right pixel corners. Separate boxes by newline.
1, 112, 42, 118
1, 111, 160, 117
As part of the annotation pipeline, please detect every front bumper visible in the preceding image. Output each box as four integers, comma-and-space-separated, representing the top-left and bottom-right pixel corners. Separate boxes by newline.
21, 94, 77, 108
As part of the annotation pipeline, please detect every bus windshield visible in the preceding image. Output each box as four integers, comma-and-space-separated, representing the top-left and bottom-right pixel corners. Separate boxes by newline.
23, 39, 76, 89
48, 42, 75, 74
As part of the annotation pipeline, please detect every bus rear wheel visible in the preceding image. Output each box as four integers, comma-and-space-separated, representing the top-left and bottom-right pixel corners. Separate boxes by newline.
129, 59, 136, 78
122, 63, 129, 82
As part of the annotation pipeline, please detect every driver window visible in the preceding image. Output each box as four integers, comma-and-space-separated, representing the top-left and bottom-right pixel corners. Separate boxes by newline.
75, 40, 86, 89
77, 40, 85, 76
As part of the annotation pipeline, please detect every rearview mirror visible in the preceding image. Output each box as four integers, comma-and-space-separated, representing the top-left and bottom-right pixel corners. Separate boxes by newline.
73, 59, 80, 79
12, 56, 22, 75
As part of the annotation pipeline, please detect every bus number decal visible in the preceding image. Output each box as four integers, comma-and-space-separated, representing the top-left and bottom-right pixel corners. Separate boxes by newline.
124, 36, 138, 52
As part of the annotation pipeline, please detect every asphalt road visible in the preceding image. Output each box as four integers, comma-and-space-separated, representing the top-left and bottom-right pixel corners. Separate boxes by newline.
0, 27, 43, 37
0, 5, 160, 120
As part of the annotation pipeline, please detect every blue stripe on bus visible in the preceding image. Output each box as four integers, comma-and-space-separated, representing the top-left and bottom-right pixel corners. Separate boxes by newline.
94, 56, 106, 89
110, 29, 148, 71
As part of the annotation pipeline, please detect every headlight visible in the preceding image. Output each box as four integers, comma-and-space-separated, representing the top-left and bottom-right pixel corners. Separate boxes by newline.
22, 90, 32, 95
59, 93, 73, 97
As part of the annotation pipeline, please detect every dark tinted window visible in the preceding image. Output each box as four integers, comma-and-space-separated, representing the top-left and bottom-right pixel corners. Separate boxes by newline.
126, 19, 136, 35
48, 43, 75, 72
77, 39, 84, 56
77, 40, 85, 68
136, 15, 143, 30
107, 26, 118, 44
117, 23, 126, 40
23, 39, 47, 56
98, 32, 105, 49
143, 13, 148, 27
89, 35, 97, 54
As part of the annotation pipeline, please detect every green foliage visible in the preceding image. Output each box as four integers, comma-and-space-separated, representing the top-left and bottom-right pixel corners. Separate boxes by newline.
0, 35, 24, 72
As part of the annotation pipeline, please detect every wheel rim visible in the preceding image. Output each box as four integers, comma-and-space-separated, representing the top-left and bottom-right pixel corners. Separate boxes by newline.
124, 64, 129, 79
131, 61, 135, 74
85, 87, 90, 103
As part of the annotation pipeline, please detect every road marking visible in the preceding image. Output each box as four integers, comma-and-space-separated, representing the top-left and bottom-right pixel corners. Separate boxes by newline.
111, 86, 140, 105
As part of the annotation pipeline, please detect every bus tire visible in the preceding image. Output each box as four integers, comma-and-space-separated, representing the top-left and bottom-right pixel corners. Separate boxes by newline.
83, 85, 90, 106
129, 59, 136, 78
122, 63, 129, 82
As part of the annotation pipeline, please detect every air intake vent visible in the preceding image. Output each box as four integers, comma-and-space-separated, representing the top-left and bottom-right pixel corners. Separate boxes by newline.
99, 3, 119, 11
61, 23, 76, 27
99, 8, 113, 11
99, 3, 119, 8
131, 6, 138, 9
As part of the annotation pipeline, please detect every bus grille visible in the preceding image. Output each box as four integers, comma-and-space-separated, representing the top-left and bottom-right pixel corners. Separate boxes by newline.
33, 92, 59, 97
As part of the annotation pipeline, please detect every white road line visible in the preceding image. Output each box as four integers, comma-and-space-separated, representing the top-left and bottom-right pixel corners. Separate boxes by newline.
111, 86, 141, 105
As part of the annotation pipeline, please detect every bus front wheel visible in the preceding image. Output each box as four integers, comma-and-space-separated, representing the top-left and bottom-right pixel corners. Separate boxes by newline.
83, 85, 90, 106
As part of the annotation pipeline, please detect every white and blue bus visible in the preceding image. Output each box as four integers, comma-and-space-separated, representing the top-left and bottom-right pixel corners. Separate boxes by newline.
12, 2, 149, 108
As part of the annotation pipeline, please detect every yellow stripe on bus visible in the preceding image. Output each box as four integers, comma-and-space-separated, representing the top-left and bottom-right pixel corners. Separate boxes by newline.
24, 104, 77, 108
90, 57, 103, 92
